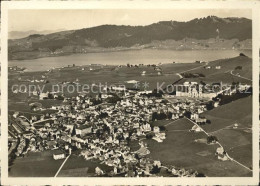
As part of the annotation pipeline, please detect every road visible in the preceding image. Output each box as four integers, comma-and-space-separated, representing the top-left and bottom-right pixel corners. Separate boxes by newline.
164, 63, 208, 79
54, 154, 71, 177
178, 62, 208, 75
9, 110, 44, 116
31, 118, 55, 126
230, 70, 252, 82
164, 119, 180, 126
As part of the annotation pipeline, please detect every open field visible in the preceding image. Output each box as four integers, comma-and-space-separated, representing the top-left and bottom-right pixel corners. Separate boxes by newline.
9, 150, 64, 177
201, 96, 252, 132
145, 118, 252, 177
58, 155, 113, 177
8, 62, 199, 114
182, 56, 252, 84
198, 96, 252, 169
8, 55, 251, 116
186, 56, 251, 78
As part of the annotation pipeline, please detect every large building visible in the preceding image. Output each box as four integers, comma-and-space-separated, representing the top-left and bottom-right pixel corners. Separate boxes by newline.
175, 81, 219, 99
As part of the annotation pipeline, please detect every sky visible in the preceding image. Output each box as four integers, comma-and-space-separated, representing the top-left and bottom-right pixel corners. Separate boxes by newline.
8, 9, 251, 32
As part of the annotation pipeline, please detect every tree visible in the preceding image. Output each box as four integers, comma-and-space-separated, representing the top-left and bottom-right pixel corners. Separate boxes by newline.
207, 135, 218, 144
196, 172, 206, 177
235, 66, 242, 70
159, 126, 166, 131
100, 112, 108, 119
184, 111, 191, 118
71, 125, 76, 136
150, 165, 161, 174
146, 133, 155, 139
152, 112, 158, 121
206, 101, 214, 110
106, 94, 121, 104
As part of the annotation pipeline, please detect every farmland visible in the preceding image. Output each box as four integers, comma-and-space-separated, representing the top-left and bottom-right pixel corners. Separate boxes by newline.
145, 117, 252, 177
8, 54, 252, 116
182, 55, 252, 84
57, 155, 113, 177
9, 150, 64, 177
201, 96, 252, 169
8, 54, 252, 177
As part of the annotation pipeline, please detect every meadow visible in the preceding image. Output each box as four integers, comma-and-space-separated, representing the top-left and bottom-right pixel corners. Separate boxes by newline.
145, 118, 252, 177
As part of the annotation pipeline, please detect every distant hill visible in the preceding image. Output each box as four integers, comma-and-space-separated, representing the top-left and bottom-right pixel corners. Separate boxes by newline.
8, 16, 252, 60
8, 29, 66, 40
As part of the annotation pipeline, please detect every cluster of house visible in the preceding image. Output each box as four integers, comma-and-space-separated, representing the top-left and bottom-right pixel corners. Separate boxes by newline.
14, 138, 26, 157
11, 77, 248, 176
204, 65, 221, 69
8, 87, 217, 177
216, 147, 228, 161
174, 81, 246, 99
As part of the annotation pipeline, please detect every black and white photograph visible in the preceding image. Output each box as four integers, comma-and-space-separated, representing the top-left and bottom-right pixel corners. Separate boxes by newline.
1, 1, 259, 185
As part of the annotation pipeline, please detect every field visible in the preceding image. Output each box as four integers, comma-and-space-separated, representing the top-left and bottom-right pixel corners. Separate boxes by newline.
9, 150, 64, 177
182, 56, 252, 84
8, 54, 252, 116
58, 155, 113, 177
145, 117, 252, 177
9, 55, 252, 116
200, 96, 252, 168
8, 62, 203, 114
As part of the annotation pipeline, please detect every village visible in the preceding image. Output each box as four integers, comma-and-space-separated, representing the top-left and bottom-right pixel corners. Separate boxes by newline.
8, 77, 252, 177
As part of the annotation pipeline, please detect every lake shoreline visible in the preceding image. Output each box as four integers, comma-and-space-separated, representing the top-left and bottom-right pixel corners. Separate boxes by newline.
9, 49, 252, 72
10, 48, 252, 61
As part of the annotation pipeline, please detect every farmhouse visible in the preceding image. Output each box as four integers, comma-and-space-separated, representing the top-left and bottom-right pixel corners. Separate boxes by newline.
39, 92, 49, 100
52, 150, 66, 160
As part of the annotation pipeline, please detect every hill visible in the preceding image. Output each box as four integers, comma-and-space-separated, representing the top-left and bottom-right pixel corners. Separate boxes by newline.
178, 55, 252, 84
8, 16, 252, 60
8, 29, 66, 40
200, 96, 252, 168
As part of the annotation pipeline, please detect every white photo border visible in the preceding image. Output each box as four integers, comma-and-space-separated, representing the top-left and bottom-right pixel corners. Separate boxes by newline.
1, 1, 259, 185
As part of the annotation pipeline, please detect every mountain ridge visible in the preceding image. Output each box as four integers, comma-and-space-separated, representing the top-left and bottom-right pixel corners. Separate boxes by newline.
8, 16, 252, 60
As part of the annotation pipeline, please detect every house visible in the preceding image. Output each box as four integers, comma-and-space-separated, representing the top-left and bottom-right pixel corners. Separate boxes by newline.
216, 147, 225, 155
39, 92, 49, 100
215, 66, 221, 69
190, 125, 203, 132
95, 167, 104, 175
141, 123, 151, 132
214, 101, 220, 107
172, 113, 179, 120
76, 125, 92, 136
190, 113, 199, 120
52, 150, 65, 160
136, 146, 150, 156
153, 126, 160, 133
195, 118, 206, 124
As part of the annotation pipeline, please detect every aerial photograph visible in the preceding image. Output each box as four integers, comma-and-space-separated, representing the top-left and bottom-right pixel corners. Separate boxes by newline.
7, 9, 253, 177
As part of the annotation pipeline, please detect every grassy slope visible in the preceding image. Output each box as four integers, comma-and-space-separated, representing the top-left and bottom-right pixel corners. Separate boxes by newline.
9, 150, 64, 177
200, 96, 252, 168
183, 56, 252, 83
145, 118, 252, 177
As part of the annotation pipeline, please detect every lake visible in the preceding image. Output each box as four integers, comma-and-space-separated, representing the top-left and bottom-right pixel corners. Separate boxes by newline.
9, 49, 252, 72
